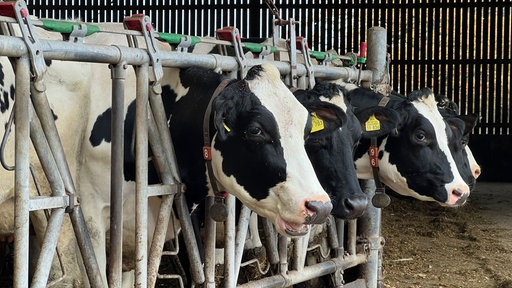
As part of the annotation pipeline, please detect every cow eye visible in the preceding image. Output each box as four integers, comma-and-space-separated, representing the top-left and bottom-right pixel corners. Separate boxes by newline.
246, 126, 262, 136
461, 137, 468, 147
413, 130, 428, 144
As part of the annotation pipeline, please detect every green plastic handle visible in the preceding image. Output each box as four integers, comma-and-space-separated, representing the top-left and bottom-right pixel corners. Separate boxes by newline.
41, 19, 100, 36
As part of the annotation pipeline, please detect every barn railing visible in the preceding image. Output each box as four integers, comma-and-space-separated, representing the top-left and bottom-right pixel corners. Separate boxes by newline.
0, 0, 390, 287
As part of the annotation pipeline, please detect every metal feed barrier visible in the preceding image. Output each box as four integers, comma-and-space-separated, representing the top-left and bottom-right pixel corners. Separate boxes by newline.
0, 0, 390, 287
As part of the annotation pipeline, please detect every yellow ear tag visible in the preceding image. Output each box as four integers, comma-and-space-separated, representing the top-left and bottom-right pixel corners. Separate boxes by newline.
311, 112, 325, 133
223, 121, 231, 132
365, 115, 381, 132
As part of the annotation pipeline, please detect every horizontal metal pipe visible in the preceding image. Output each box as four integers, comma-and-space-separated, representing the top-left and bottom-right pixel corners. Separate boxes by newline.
29, 195, 69, 211
238, 254, 368, 288
0, 35, 372, 83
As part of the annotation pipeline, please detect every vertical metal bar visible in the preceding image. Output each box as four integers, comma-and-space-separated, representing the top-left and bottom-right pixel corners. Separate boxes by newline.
367, 26, 389, 94
234, 205, 251, 282
135, 63, 149, 288
278, 235, 288, 274
262, 218, 279, 266
204, 196, 216, 288
31, 208, 65, 287
14, 55, 30, 288
109, 62, 127, 288
347, 219, 357, 256
146, 113, 176, 288
359, 179, 382, 288
224, 194, 236, 287
336, 219, 345, 257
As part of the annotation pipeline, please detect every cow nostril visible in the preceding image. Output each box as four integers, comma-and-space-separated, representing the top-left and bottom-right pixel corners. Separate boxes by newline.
474, 167, 481, 179
452, 188, 463, 198
305, 200, 333, 224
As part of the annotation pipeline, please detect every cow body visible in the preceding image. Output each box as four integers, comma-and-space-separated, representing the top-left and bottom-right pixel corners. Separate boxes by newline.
0, 22, 334, 286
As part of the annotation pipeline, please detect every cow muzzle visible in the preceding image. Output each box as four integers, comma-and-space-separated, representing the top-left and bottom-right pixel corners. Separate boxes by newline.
447, 187, 470, 206
304, 200, 333, 225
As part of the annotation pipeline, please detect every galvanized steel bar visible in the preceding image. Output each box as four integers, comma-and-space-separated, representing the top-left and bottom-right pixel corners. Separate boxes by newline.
262, 218, 279, 266
135, 63, 149, 288
28, 103, 66, 198
66, 206, 103, 288
336, 219, 345, 257
224, 194, 236, 287
31, 208, 65, 287
234, 205, 252, 281
204, 196, 216, 288
347, 220, 357, 256
13, 55, 31, 288
366, 26, 390, 95
238, 254, 368, 288
175, 190, 204, 285
108, 62, 127, 288
359, 180, 382, 288
146, 111, 178, 288
278, 235, 288, 274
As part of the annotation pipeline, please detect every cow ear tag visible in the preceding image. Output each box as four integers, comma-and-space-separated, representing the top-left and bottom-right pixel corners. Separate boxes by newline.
311, 112, 325, 133
365, 115, 381, 132
222, 121, 231, 132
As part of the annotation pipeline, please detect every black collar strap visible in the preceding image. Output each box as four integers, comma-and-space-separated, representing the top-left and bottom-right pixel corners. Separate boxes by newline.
369, 95, 391, 208
203, 78, 232, 222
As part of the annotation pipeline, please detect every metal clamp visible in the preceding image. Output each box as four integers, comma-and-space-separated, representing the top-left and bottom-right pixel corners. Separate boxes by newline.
0, 0, 47, 92
124, 14, 164, 93
176, 35, 192, 52
295, 36, 315, 89
67, 23, 88, 43
216, 26, 248, 78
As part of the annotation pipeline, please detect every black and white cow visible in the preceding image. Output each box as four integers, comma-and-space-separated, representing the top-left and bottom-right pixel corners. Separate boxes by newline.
294, 83, 371, 219
340, 83, 474, 206
0, 23, 335, 286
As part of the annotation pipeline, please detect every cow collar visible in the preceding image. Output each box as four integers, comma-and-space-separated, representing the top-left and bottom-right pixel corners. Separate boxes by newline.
369, 94, 391, 208
202, 78, 232, 222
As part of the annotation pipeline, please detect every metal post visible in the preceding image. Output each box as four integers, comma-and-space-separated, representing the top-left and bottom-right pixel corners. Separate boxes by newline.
234, 205, 252, 282
224, 194, 236, 287
366, 27, 390, 95
359, 179, 383, 288
14, 55, 31, 288
204, 196, 216, 288
135, 63, 149, 288
109, 62, 127, 288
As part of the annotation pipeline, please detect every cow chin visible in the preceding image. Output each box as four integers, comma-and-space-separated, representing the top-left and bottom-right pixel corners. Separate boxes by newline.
275, 215, 310, 238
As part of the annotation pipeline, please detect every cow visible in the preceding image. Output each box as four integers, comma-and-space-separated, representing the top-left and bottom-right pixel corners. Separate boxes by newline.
337, 83, 475, 206
434, 92, 481, 182
294, 82, 372, 219
0, 22, 335, 286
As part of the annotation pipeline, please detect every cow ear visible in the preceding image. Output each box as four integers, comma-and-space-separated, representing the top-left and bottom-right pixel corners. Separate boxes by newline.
356, 106, 401, 138
303, 101, 347, 134
457, 113, 479, 136
212, 95, 234, 142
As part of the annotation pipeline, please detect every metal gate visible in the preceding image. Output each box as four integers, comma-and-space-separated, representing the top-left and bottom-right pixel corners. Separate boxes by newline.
0, 0, 393, 287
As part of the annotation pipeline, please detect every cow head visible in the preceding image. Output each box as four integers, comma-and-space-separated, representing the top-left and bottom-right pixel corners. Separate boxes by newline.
435, 93, 481, 181
210, 64, 332, 237
294, 83, 368, 219
348, 86, 472, 207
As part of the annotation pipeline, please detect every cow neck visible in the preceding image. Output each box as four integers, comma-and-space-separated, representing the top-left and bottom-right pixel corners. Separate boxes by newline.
202, 78, 231, 222
369, 94, 391, 208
